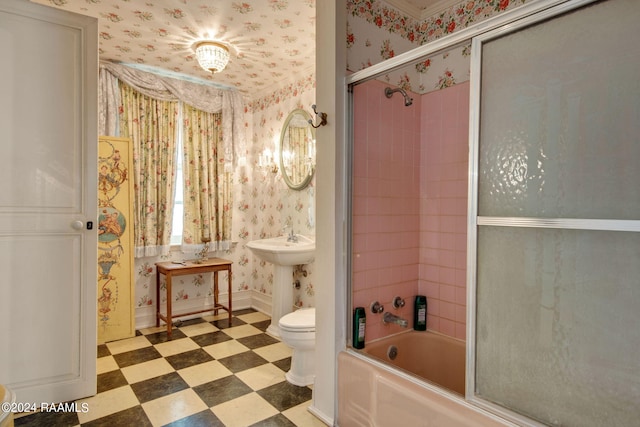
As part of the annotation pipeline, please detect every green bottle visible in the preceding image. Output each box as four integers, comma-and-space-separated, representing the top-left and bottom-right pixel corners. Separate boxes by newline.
353, 307, 366, 349
414, 295, 427, 331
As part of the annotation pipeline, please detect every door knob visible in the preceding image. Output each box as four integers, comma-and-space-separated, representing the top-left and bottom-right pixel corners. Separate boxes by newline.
71, 220, 84, 230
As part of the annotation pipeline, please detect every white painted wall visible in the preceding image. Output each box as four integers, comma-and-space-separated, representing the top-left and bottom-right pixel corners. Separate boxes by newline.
311, 0, 347, 424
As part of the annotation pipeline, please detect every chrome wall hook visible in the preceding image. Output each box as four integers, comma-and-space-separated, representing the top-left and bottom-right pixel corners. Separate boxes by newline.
308, 104, 327, 128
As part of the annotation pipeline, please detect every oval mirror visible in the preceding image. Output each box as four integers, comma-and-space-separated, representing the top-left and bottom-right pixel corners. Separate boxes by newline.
280, 109, 315, 190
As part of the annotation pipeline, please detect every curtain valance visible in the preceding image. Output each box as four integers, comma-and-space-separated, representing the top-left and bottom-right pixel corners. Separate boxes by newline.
99, 61, 246, 169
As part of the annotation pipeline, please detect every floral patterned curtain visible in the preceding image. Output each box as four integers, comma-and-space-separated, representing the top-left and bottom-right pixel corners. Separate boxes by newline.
119, 83, 178, 257
181, 103, 233, 250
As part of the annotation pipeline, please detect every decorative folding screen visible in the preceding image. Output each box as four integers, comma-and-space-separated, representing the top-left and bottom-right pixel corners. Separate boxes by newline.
98, 136, 135, 343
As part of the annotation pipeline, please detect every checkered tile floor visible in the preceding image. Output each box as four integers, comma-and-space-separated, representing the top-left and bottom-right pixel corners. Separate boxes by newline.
15, 309, 325, 427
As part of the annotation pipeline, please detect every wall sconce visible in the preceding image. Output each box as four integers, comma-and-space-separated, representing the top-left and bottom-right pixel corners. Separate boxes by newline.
258, 148, 278, 174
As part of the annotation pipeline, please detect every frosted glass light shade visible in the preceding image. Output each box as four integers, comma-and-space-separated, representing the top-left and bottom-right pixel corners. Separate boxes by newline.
194, 41, 230, 73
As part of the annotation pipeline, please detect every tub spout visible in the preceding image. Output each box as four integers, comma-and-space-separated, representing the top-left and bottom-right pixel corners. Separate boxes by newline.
383, 312, 408, 328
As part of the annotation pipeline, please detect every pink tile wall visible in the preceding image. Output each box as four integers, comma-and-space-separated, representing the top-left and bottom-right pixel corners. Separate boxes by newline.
352, 80, 470, 344
419, 82, 470, 341
352, 79, 421, 341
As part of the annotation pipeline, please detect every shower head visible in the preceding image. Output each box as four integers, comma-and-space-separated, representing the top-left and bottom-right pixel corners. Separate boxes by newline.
385, 87, 413, 106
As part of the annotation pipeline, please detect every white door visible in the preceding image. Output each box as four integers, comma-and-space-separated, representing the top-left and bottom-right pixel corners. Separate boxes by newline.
0, 0, 98, 404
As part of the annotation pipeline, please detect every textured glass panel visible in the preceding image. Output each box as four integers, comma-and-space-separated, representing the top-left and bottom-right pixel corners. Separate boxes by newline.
478, 0, 640, 219
476, 226, 640, 426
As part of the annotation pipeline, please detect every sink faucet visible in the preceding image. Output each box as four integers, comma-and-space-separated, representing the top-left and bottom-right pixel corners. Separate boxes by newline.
383, 312, 408, 328
287, 228, 298, 243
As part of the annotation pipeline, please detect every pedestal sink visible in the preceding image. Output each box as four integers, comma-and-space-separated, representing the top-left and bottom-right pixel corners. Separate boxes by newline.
246, 234, 315, 338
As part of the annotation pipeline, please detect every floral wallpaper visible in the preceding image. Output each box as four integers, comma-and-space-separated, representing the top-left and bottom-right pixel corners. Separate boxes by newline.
347, 0, 532, 94
247, 77, 317, 309
31, 0, 316, 98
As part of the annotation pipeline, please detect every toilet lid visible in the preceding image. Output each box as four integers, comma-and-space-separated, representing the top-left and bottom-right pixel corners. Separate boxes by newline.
279, 307, 315, 332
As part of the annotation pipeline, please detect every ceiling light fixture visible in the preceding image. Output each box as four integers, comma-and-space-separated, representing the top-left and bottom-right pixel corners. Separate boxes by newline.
193, 41, 230, 73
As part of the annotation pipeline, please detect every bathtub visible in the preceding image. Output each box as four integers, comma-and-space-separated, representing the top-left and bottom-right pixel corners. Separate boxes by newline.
338, 331, 511, 427
363, 330, 465, 395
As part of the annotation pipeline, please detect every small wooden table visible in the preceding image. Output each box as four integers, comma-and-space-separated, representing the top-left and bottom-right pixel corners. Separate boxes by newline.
156, 258, 232, 337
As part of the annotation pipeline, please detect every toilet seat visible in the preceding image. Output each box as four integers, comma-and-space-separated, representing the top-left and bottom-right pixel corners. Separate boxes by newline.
279, 308, 315, 333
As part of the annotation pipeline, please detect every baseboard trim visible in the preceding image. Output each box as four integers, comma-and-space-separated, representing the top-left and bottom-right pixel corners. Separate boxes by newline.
250, 289, 273, 316
308, 405, 334, 426
135, 290, 271, 330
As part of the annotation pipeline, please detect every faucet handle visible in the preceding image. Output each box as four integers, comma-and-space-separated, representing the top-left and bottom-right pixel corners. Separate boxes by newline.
370, 301, 384, 314
392, 296, 405, 309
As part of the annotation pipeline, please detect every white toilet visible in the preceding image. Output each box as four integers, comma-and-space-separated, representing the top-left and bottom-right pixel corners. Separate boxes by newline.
278, 307, 316, 386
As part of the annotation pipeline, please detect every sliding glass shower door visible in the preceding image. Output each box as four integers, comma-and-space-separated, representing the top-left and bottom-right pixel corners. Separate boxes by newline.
469, 0, 640, 425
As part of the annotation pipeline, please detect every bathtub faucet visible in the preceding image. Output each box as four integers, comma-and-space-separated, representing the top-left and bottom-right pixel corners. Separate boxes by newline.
383, 312, 408, 328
